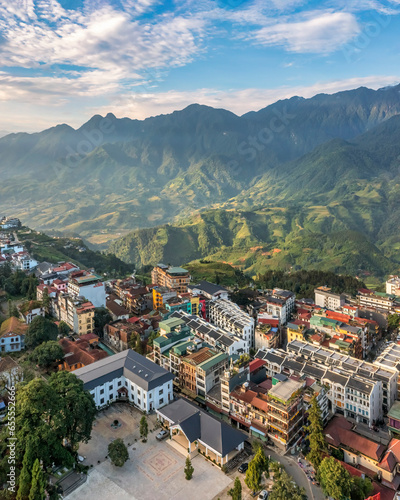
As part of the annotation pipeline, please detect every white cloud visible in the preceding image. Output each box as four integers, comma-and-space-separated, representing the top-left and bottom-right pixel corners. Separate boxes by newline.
249, 11, 360, 53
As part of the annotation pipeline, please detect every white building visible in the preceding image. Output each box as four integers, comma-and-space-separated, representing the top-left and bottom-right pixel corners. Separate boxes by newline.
68, 272, 106, 308
386, 276, 400, 295
0, 242, 24, 254
188, 280, 229, 301
258, 289, 295, 325
74, 349, 175, 412
209, 299, 255, 348
315, 286, 345, 310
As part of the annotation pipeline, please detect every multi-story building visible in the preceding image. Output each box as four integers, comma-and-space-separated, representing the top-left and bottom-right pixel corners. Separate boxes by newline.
314, 286, 345, 310
151, 264, 191, 294
376, 343, 400, 400
209, 299, 255, 349
255, 324, 280, 350
74, 349, 175, 411
152, 287, 177, 310
0, 317, 27, 353
386, 276, 400, 296
257, 289, 295, 326
266, 376, 304, 449
258, 341, 397, 423
58, 334, 107, 371
357, 289, 398, 313
170, 310, 248, 355
164, 294, 199, 316
68, 271, 106, 308
56, 294, 95, 336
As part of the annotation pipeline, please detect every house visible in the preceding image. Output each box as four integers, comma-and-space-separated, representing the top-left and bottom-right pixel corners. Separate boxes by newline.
0, 317, 28, 352
324, 416, 400, 490
388, 401, 400, 437
18, 300, 45, 324
68, 271, 106, 307
314, 286, 345, 310
74, 349, 174, 411
104, 320, 143, 352
58, 336, 107, 372
151, 264, 191, 294
209, 299, 255, 349
106, 296, 130, 321
254, 324, 280, 350
156, 398, 245, 465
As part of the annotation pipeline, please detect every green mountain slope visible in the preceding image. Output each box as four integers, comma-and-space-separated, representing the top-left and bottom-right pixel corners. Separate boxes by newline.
2, 86, 400, 244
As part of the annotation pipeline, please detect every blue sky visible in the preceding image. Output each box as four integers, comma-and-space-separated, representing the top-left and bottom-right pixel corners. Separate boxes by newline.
0, 0, 399, 131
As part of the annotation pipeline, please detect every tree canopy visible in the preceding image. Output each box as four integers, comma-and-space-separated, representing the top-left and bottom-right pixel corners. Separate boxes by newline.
269, 463, 305, 500
108, 439, 129, 467
29, 341, 64, 369
318, 457, 352, 500
306, 394, 327, 468
184, 456, 194, 480
25, 316, 58, 349
228, 477, 242, 500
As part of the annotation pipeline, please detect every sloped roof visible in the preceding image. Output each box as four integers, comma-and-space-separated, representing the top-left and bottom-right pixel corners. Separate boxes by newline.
0, 317, 28, 338
158, 398, 245, 456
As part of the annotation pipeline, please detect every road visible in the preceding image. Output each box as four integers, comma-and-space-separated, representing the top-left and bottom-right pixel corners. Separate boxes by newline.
266, 447, 325, 500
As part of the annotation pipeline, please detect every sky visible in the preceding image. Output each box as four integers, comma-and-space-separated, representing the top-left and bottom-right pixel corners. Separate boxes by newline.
0, 0, 399, 132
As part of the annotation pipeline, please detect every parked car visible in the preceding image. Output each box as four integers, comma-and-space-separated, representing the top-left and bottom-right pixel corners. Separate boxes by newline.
238, 463, 248, 473
156, 429, 169, 441
258, 490, 269, 500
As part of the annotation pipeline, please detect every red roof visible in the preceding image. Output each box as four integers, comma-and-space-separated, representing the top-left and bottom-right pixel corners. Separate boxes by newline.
249, 359, 266, 373
258, 318, 279, 327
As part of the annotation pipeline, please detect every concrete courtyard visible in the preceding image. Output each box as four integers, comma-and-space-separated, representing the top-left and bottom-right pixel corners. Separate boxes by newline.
68, 404, 233, 500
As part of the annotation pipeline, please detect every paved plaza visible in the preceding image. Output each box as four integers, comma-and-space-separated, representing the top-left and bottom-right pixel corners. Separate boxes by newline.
68, 404, 233, 500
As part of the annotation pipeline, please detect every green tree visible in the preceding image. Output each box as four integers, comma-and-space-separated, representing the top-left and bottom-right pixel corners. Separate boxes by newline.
134, 335, 143, 355
94, 307, 112, 336
388, 313, 400, 331
184, 456, 194, 480
58, 320, 70, 336
108, 439, 129, 467
269, 463, 305, 500
306, 394, 327, 468
318, 457, 352, 500
17, 443, 34, 500
41, 288, 50, 312
48, 371, 96, 451
253, 445, 269, 478
228, 477, 242, 500
245, 459, 261, 494
350, 476, 373, 500
29, 458, 46, 500
140, 415, 148, 440
29, 341, 64, 369
25, 316, 58, 349
8, 299, 19, 318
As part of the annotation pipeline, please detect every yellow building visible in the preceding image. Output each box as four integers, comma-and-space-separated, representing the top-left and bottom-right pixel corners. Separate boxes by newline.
286, 323, 307, 343
151, 265, 191, 293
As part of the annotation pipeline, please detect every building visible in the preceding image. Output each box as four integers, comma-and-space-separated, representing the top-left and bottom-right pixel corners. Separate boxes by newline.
151, 264, 191, 294
73, 301, 95, 336
68, 271, 106, 308
376, 343, 400, 400
74, 349, 174, 411
266, 376, 304, 449
254, 324, 280, 351
152, 287, 177, 310
314, 286, 345, 310
257, 289, 296, 326
156, 398, 245, 465
106, 296, 130, 321
18, 300, 45, 324
164, 294, 199, 316
58, 335, 107, 372
386, 276, 400, 296
358, 289, 397, 313
188, 280, 229, 301
257, 341, 398, 425
388, 401, 400, 437
12, 251, 38, 271
0, 317, 27, 352
170, 310, 248, 355
209, 299, 255, 349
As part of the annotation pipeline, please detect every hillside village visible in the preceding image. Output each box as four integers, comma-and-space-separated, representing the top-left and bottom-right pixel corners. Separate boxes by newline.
3, 218, 400, 499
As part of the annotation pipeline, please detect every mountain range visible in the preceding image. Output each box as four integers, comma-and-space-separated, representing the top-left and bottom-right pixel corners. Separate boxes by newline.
2, 84, 400, 277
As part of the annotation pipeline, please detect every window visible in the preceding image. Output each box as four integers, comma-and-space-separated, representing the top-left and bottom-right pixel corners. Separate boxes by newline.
159, 389, 164, 395
159, 398, 164, 405
100, 389, 104, 395
100, 398, 104, 405
138, 399, 141, 405
118, 381, 122, 387
109, 385, 113, 390
137, 389, 141, 395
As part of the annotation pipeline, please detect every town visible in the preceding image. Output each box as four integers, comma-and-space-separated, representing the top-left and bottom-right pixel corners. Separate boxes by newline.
2, 218, 400, 500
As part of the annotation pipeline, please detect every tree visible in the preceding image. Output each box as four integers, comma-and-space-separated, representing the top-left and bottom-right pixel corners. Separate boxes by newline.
8, 299, 19, 318
228, 477, 242, 500
25, 316, 58, 349
388, 313, 400, 331
254, 446, 269, 476
306, 394, 327, 468
350, 476, 373, 500
184, 456, 194, 480
244, 459, 261, 494
140, 415, 148, 440
108, 439, 129, 467
318, 457, 352, 500
269, 463, 305, 500
29, 341, 64, 369
29, 459, 46, 500
17, 443, 34, 500
94, 307, 112, 336
135, 335, 143, 355
41, 288, 50, 312
58, 320, 71, 336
